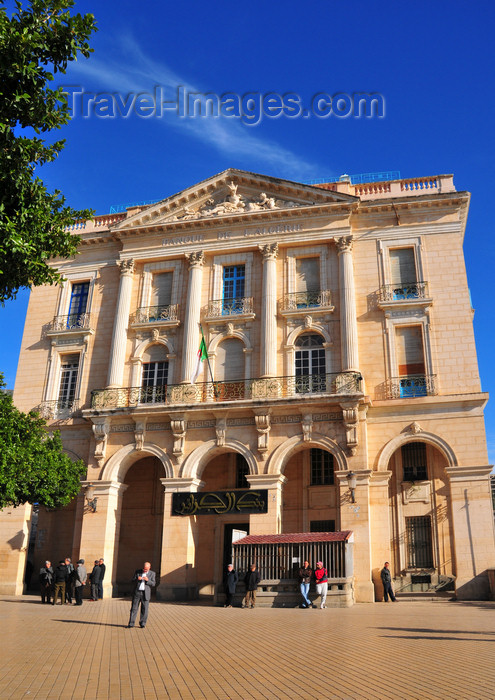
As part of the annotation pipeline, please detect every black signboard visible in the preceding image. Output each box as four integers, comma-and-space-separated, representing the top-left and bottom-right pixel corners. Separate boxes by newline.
172, 490, 268, 516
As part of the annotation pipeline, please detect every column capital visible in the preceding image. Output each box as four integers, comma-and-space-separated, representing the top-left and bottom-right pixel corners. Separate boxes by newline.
117, 258, 135, 275
334, 235, 353, 254
160, 477, 205, 493
246, 474, 287, 489
445, 465, 493, 482
185, 251, 205, 268
259, 242, 279, 261
80, 480, 129, 497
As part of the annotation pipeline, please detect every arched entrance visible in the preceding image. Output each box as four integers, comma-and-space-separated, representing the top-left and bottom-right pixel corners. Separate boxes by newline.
386, 439, 455, 588
116, 456, 164, 594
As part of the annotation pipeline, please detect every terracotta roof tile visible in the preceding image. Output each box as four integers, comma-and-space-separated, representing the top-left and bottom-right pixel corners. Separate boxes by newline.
233, 531, 352, 545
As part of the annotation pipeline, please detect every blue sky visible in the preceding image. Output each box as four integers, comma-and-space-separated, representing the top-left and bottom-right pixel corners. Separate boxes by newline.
2, 0, 494, 465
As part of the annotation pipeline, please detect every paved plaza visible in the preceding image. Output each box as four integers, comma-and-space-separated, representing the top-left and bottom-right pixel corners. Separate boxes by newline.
0, 596, 494, 699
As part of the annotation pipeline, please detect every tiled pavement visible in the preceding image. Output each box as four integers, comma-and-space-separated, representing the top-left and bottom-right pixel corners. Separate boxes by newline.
0, 596, 494, 699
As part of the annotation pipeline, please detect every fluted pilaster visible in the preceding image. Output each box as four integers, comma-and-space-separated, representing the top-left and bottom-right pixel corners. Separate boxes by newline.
335, 236, 360, 372
181, 251, 205, 382
259, 243, 278, 377
107, 259, 134, 388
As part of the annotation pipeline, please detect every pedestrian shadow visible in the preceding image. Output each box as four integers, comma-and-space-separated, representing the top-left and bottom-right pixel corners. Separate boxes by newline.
0, 598, 46, 605
380, 626, 495, 636
53, 619, 125, 627
380, 634, 495, 642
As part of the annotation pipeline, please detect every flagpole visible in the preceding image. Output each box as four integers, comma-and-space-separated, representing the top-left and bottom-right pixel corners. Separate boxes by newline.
199, 323, 218, 397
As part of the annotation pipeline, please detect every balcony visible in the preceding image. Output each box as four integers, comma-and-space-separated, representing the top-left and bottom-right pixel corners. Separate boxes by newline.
378, 282, 433, 309
90, 371, 363, 410
204, 297, 255, 323
46, 312, 93, 336
384, 374, 437, 399
279, 290, 334, 317
35, 399, 80, 419
129, 304, 180, 329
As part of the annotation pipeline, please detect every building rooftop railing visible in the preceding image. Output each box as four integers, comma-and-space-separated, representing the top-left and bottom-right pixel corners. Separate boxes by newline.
90, 371, 363, 410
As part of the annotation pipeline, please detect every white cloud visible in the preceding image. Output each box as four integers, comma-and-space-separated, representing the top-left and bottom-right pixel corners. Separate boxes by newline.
66, 36, 320, 180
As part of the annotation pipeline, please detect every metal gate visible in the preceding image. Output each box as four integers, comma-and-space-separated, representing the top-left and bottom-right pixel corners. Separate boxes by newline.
406, 515, 433, 568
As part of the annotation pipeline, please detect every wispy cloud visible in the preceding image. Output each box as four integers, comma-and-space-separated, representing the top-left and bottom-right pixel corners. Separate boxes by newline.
66, 36, 320, 180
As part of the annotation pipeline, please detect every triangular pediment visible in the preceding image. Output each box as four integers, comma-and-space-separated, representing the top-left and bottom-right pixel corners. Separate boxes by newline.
112, 169, 357, 230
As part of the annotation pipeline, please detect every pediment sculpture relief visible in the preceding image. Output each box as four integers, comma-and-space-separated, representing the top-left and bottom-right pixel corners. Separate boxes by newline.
167, 181, 301, 221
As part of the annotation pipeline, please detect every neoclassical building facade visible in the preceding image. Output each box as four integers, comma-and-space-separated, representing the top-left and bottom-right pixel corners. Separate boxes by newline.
2, 169, 494, 602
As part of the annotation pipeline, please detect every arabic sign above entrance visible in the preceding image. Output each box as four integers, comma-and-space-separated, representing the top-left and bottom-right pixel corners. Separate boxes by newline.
172, 490, 268, 516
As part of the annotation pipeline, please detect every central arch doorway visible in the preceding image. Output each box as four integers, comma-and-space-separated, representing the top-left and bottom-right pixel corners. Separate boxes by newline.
116, 456, 164, 595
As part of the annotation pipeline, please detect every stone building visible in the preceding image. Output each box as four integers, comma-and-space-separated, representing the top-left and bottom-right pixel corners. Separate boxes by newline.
2, 169, 494, 603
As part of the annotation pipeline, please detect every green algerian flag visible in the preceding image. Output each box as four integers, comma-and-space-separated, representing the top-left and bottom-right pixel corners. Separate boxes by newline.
191, 334, 208, 383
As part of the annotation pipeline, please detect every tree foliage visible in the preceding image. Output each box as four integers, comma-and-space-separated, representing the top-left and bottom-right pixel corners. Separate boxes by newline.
0, 375, 86, 508
0, 0, 97, 302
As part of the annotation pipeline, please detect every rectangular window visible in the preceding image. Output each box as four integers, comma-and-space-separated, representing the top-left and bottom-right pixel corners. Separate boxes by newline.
310, 449, 334, 485
402, 442, 428, 481
396, 325, 426, 396
406, 516, 433, 568
58, 355, 79, 408
310, 520, 335, 533
390, 248, 419, 300
67, 282, 89, 328
141, 361, 168, 404
222, 265, 245, 314
150, 272, 173, 308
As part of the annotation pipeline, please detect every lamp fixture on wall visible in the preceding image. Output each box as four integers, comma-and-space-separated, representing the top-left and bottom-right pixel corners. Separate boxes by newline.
85, 485, 98, 513
347, 471, 357, 503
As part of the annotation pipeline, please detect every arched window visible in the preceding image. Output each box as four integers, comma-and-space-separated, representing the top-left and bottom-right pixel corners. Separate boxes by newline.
295, 334, 326, 393
401, 442, 427, 481
140, 345, 169, 404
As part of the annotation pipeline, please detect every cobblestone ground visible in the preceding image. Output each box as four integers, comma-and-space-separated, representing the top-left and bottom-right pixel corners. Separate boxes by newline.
0, 596, 494, 699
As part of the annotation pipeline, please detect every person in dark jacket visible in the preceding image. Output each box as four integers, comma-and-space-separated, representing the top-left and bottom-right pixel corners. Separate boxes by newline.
89, 560, 101, 601
223, 564, 238, 607
298, 560, 313, 608
243, 564, 261, 608
39, 561, 53, 604
98, 558, 106, 599
52, 561, 68, 605
380, 561, 396, 602
74, 559, 87, 606
65, 558, 75, 604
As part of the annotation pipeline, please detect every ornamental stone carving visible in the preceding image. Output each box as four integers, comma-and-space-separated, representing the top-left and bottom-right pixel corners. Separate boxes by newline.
167, 183, 300, 222
301, 414, 313, 442
340, 402, 359, 456
134, 420, 146, 451
170, 416, 187, 462
215, 416, 227, 447
92, 418, 110, 467
185, 251, 205, 268
259, 242, 279, 261
254, 410, 271, 456
118, 258, 135, 275
408, 421, 423, 434
334, 235, 353, 254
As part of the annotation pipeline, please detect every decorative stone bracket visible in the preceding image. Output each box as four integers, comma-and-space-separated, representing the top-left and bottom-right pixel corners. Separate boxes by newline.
215, 415, 228, 446
340, 402, 359, 456
170, 415, 187, 463
301, 413, 313, 442
254, 409, 271, 457
134, 419, 146, 451
92, 418, 111, 467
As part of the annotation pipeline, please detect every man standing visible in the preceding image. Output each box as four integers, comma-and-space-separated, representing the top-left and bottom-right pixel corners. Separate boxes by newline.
380, 561, 397, 602
65, 557, 75, 604
52, 560, 68, 605
98, 558, 106, 599
314, 561, 328, 609
39, 561, 53, 604
74, 559, 87, 606
89, 560, 101, 601
223, 563, 238, 608
243, 564, 261, 608
127, 562, 156, 628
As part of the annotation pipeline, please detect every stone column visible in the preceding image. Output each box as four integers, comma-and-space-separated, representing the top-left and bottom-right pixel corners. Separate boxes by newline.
446, 465, 495, 600
157, 478, 204, 601
335, 469, 374, 602
78, 480, 128, 598
246, 474, 287, 535
181, 251, 205, 383
335, 236, 360, 372
368, 470, 393, 601
107, 259, 134, 388
259, 243, 278, 378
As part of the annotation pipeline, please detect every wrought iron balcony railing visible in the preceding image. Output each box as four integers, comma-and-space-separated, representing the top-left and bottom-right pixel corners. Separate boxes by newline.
384, 374, 437, 399
205, 297, 254, 317
35, 399, 80, 419
280, 290, 332, 312
47, 313, 92, 332
91, 371, 363, 409
379, 281, 429, 303
129, 304, 179, 324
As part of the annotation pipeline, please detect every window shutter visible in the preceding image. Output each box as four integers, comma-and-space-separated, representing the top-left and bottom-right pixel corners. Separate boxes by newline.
215, 339, 244, 381
390, 248, 417, 285
151, 272, 173, 306
296, 257, 320, 292
396, 326, 425, 375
